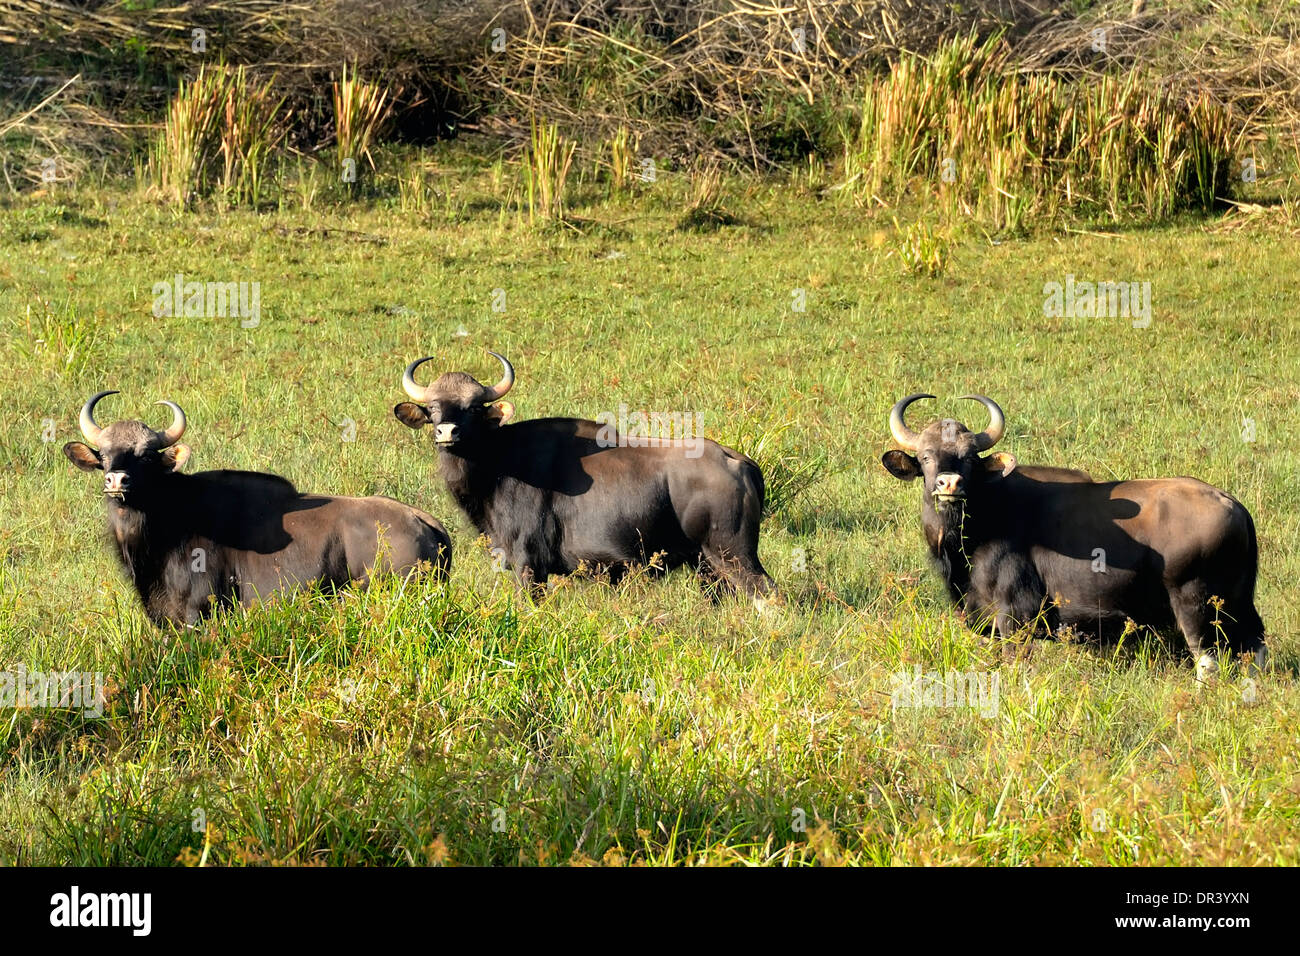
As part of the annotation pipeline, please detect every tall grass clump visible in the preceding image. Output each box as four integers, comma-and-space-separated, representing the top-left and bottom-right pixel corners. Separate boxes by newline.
398, 159, 433, 214
522, 118, 576, 223
677, 159, 739, 231
605, 124, 638, 194
150, 67, 223, 206
842, 33, 1238, 228
16, 295, 98, 373
892, 217, 950, 277
332, 63, 392, 188
149, 64, 285, 207
217, 67, 286, 206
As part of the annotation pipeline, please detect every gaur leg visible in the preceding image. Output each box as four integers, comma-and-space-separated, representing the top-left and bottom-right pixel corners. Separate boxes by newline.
1212, 577, 1268, 675
161, 555, 218, 627
680, 464, 776, 606
1168, 579, 1222, 682
420, 539, 452, 582
696, 552, 779, 611
966, 598, 1039, 663
416, 519, 453, 582
1169, 578, 1267, 680
969, 548, 1051, 650
1242, 608, 1267, 674
697, 497, 776, 601
490, 533, 547, 601
605, 563, 626, 586
1240, 608, 1268, 676
512, 564, 548, 603
1220, 596, 1268, 676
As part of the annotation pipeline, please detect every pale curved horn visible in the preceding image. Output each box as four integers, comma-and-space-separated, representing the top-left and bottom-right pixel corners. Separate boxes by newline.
481, 350, 514, 402
960, 394, 1005, 451
402, 357, 435, 401
152, 400, 187, 448
78, 390, 117, 445
889, 393, 934, 451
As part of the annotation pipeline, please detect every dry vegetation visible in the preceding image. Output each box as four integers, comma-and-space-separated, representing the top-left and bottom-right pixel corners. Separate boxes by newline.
2, 2, 1297, 185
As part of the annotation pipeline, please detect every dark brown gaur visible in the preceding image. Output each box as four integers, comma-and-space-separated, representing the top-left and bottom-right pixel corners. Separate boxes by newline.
64, 392, 451, 627
394, 350, 777, 604
881, 394, 1266, 681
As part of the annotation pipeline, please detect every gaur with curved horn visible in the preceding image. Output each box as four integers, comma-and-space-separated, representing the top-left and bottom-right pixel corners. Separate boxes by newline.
888, 393, 934, 451
881, 393, 1266, 683
394, 350, 776, 605
77, 390, 113, 446
889, 393, 1004, 453
64, 392, 451, 627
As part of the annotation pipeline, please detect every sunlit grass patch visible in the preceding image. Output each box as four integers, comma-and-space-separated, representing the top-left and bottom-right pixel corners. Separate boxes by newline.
0, 163, 1297, 865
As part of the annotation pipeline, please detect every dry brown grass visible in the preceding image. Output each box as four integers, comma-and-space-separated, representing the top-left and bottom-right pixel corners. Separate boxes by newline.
1, 1, 1295, 183
0, 76, 131, 193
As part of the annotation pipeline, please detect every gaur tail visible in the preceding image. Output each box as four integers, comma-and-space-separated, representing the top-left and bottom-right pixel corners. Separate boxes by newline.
745, 457, 767, 519
418, 515, 453, 580
741, 458, 777, 598
1219, 505, 1265, 654
1234, 508, 1266, 649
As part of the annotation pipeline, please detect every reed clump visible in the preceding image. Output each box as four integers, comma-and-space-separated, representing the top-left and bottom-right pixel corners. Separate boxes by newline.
149, 64, 285, 207
841, 34, 1237, 228
333, 63, 393, 187
522, 118, 576, 223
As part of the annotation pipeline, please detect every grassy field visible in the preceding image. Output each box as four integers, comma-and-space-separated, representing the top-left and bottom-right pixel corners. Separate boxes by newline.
1, 158, 1298, 865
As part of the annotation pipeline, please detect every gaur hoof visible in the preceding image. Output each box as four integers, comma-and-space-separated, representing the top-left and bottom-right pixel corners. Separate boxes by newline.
1194, 653, 1220, 687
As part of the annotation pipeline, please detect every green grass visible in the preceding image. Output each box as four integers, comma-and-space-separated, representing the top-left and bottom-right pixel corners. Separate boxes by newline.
1, 156, 1298, 865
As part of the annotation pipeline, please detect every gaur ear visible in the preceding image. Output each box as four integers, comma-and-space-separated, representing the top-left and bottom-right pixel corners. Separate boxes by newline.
394, 402, 432, 429
63, 442, 102, 472
163, 443, 191, 472
984, 451, 1017, 477
486, 400, 514, 425
881, 450, 921, 481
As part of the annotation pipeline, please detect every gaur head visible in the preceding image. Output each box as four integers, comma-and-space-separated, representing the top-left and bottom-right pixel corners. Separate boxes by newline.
880, 394, 1016, 518
393, 350, 515, 449
62, 391, 190, 502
